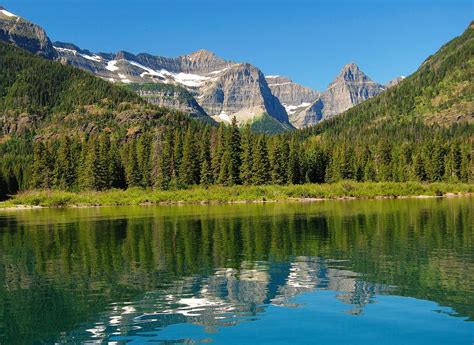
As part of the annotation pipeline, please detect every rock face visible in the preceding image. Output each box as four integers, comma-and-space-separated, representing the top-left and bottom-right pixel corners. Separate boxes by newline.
292, 63, 385, 128
0, 7, 56, 59
386, 76, 406, 88
128, 83, 208, 119
265, 76, 320, 120
200, 64, 289, 125
52, 41, 292, 131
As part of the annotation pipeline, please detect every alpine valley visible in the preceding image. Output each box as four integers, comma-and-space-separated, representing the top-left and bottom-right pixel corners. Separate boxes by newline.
0, 5, 472, 201
0, 6, 401, 132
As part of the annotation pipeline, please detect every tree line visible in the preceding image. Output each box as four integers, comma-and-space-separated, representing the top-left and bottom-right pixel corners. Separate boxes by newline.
1, 116, 471, 198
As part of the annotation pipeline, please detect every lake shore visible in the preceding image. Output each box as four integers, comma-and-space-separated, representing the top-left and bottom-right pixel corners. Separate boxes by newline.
0, 181, 472, 209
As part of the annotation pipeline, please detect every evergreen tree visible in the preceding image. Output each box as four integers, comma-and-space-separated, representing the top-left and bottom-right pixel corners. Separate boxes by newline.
32, 141, 48, 189
444, 142, 462, 181
240, 125, 253, 185
270, 137, 289, 184
137, 133, 152, 187
126, 140, 142, 188
228, 117, 242, 185
199, 128, 213, 187
211, 124, 226, 182
251, 136, 271, 185
179, 127, 198, 187
155, 132, 172, 190
459, 144, 472, 183
375, 140, 392, 181
287, 138, 302, 184
53, 135, 76, 190
109, 139, 126, 189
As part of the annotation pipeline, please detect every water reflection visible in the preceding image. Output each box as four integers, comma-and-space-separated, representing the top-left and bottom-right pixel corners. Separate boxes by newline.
0, 198, 472, 344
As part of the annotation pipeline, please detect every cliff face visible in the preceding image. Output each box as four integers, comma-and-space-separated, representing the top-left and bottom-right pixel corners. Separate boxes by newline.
291, 64, 385, 128
0, 7, 56, 59
53, 42, 292, 131
199, 64, 290, 125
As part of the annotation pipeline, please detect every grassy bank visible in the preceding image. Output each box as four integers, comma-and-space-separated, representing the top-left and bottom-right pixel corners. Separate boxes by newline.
0, 182, 472, 209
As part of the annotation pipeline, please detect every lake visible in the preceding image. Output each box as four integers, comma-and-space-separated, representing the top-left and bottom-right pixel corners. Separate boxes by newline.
0, 198, 473, 344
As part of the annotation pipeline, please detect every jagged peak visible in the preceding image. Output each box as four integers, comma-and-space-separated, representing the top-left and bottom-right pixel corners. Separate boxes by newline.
330, 62, 374, 85
186, 49, 217, 60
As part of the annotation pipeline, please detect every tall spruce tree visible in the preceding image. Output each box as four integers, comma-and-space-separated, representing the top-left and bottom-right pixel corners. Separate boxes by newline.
287, 138, 302, 184
179, 127, 198, 187
251, 136, 271, 185
240, 125, 253, 185
126, 140, 142, 188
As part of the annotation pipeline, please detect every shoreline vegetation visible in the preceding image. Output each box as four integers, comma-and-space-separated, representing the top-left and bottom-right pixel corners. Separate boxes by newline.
0, 182, 472, 209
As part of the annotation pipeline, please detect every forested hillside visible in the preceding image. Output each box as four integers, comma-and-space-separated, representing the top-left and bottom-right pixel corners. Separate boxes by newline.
308, 21, 474, 142
0, 23, 473, 200
0, 41, 166, 136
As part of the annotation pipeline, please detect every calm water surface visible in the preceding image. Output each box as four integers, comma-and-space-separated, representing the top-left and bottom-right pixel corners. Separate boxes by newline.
0, 198, 473, 344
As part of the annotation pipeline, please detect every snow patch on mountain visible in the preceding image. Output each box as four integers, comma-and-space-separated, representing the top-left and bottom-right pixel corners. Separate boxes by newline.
283, 102, 311, 115
106, 60, 119, 72
174, 72, 210, 87
81, 53, 103, 62
0, 9, 17, 18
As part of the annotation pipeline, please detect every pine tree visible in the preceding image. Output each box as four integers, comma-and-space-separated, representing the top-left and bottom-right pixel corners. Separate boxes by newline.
287, 138, 302, 184
32, 141, 48, 189
137, 133, 152, 187
412, 152, 427, 182
53, 135, 76, 190
179, 127, 198, 187
172, 129, 183, 181
228, 117, 241, 185
126, 140, 142, 188
109, 138, 126, 189
430, 141, 446, 181
199, 128, 213, 187
155, 132, 172, 190
211, 124, 226, 182
305, 143, 327, 183
375, 140, 392, 181
270, 137, 289, 184
444, 142, 462, 181
251, 136, 271, 185
459, 144, 472, 183
240, 125, 253, 185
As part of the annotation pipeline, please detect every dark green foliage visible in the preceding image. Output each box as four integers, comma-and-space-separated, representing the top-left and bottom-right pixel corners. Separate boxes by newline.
251, 137, 271, 185
0, 24, 472, 195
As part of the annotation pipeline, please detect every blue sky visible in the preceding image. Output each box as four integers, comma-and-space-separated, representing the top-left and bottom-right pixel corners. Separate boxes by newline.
3, 0, 472, 90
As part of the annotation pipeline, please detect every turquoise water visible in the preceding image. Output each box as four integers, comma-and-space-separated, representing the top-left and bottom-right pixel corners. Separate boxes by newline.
0, 198, 473, 344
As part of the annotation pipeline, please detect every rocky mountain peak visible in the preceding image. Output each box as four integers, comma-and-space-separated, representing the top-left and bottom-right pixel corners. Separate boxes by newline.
186, 49, 216, 61
334, 63, 369, 83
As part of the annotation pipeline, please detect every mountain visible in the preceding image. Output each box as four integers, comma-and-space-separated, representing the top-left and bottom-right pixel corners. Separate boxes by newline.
53, 42, 293, 132
265, 76, 320, 119
0, 6, 56, 59
0, 6, 392, 133
126, 83, 209, 120
0, 40, 164, 136
311, 22, 474, 140
292, 63, 385, 128
385, 76, 405, 88
0, 6, 291, 133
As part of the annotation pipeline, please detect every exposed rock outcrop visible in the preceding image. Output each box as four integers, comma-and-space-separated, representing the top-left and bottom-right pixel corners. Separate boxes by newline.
0, 6, 56, 59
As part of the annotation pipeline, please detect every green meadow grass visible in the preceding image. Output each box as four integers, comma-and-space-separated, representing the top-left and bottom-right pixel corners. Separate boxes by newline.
0, 181, 472, 208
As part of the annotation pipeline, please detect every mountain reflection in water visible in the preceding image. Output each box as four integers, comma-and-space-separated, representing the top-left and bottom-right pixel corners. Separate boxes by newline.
0, 198, 472, 344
